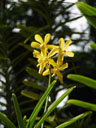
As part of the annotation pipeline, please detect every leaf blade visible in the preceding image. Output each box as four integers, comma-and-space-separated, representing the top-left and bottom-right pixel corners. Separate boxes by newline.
26, 80, 56, 128
0, 112, 16, 128
21, 90, 41, 100
76, 2, 96, 28
12, 93, 24, 128
56, 111, 92, 128
35, 86, 76, 128
67, 74, 96, 89
68, 99, 96, 111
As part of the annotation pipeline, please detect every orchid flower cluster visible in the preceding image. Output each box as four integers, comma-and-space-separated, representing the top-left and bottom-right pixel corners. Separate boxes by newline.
31, 33, 74, 84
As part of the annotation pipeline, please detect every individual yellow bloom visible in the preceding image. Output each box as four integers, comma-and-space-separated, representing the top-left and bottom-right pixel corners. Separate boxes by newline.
33, 44, 57, 74
59, 38, 74, 57
48, 38, 74, 65
43, 59, 68, 84
31, 33, 58, 50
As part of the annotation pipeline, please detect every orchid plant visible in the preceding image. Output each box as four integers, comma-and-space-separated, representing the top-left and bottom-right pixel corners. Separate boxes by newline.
31, 33, 74, 127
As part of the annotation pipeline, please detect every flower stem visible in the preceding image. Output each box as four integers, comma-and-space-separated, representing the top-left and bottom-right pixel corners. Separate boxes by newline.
41, 68, 51, 128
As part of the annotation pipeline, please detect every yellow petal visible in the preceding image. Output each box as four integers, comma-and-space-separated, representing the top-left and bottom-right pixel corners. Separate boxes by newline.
43, 69, 50, 76
44, 33, 51, 44
35, 34, 43, 44
48, 48, 59, 58
47, 44, 59, 49
56, 71, 63, 84
37, 63, 40, 67
51, 69, 56, 77
57, 54, 64, 66
64, 40, 71, 50
59, 63, 68, 70
31, 42, 40, 48
40, 44, 46, 56
48, 59, 57, 67
33, 50, 41, 58
65, 51, 74, 57
38, 58, 42, 63
59, 38, 65, 50
39, 63, 45, 74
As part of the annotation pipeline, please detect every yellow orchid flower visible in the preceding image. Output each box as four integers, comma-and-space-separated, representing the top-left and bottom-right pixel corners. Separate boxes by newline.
31, 33, 58, 50
33, 44, 57, 74
32, 35, 74, 83
43, 58, 68, 84
59, 38, 74, 57
48, 38, 74, 65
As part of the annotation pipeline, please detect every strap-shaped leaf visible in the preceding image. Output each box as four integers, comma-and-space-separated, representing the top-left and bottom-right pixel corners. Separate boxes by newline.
89, 43, 96, 51
0, 101, 6, 107
0, 112, 16, 128
35, 86, 76, 128
26, 67, 48, 83
19, 43, 33, 52
21, 90, 41, 100
67, 74, 96, 89
26, 80, 56, 128
68, 99, 96, 111
0, 55, 9, 60
19, 99, 33, 106
76, 2, 96, 28
23, 115, 27, 127
12, 93, 24, 128
23, 80, 46, 91
56, 111, 92, 128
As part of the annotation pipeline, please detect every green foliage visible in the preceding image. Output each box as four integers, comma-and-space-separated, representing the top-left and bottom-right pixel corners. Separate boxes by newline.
35, 86, 76, 128
12, 93, 25, 128
1, 83, 88, 128
89, 43, 96, 51
56, 111, 92, 128
76, 2, 96, 28
0, 112, 16, 128
26, 80, 56, 128
21, 90, 41, 100
67, 74, 96, 89
68, 99, 96, 111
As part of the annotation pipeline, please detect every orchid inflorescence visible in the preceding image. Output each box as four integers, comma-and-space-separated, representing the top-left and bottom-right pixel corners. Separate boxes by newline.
31, 33, 74, 84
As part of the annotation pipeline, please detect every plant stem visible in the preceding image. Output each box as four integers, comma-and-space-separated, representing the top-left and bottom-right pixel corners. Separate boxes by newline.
41, 68, 51, 128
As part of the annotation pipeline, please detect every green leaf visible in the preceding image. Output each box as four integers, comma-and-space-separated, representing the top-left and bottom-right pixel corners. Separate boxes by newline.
12, 93, 24, 128
54, 16, 82, 30
89, 43, 96, 51
0, 101, 6, 107
0, 86, 5, 91
0, 55, 9, 60
9, 51, 29, 68
19, 99, 33, 106
67, 74, 96, 89
28, 58, 37, 66
21, 107, 34, 113
23, 80, 46, 91
17, 24, 49, 43
19, 43, 33, 52
68, 99, 96, 111
23, 115, 27, 127
26, 67, 48, 83
26, 80, 56, 128
35, 86, 76, 128
0, 112, 16, 128
76, 2, 96, 28
21, 90, 41, 100
56, 111, 92, 128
